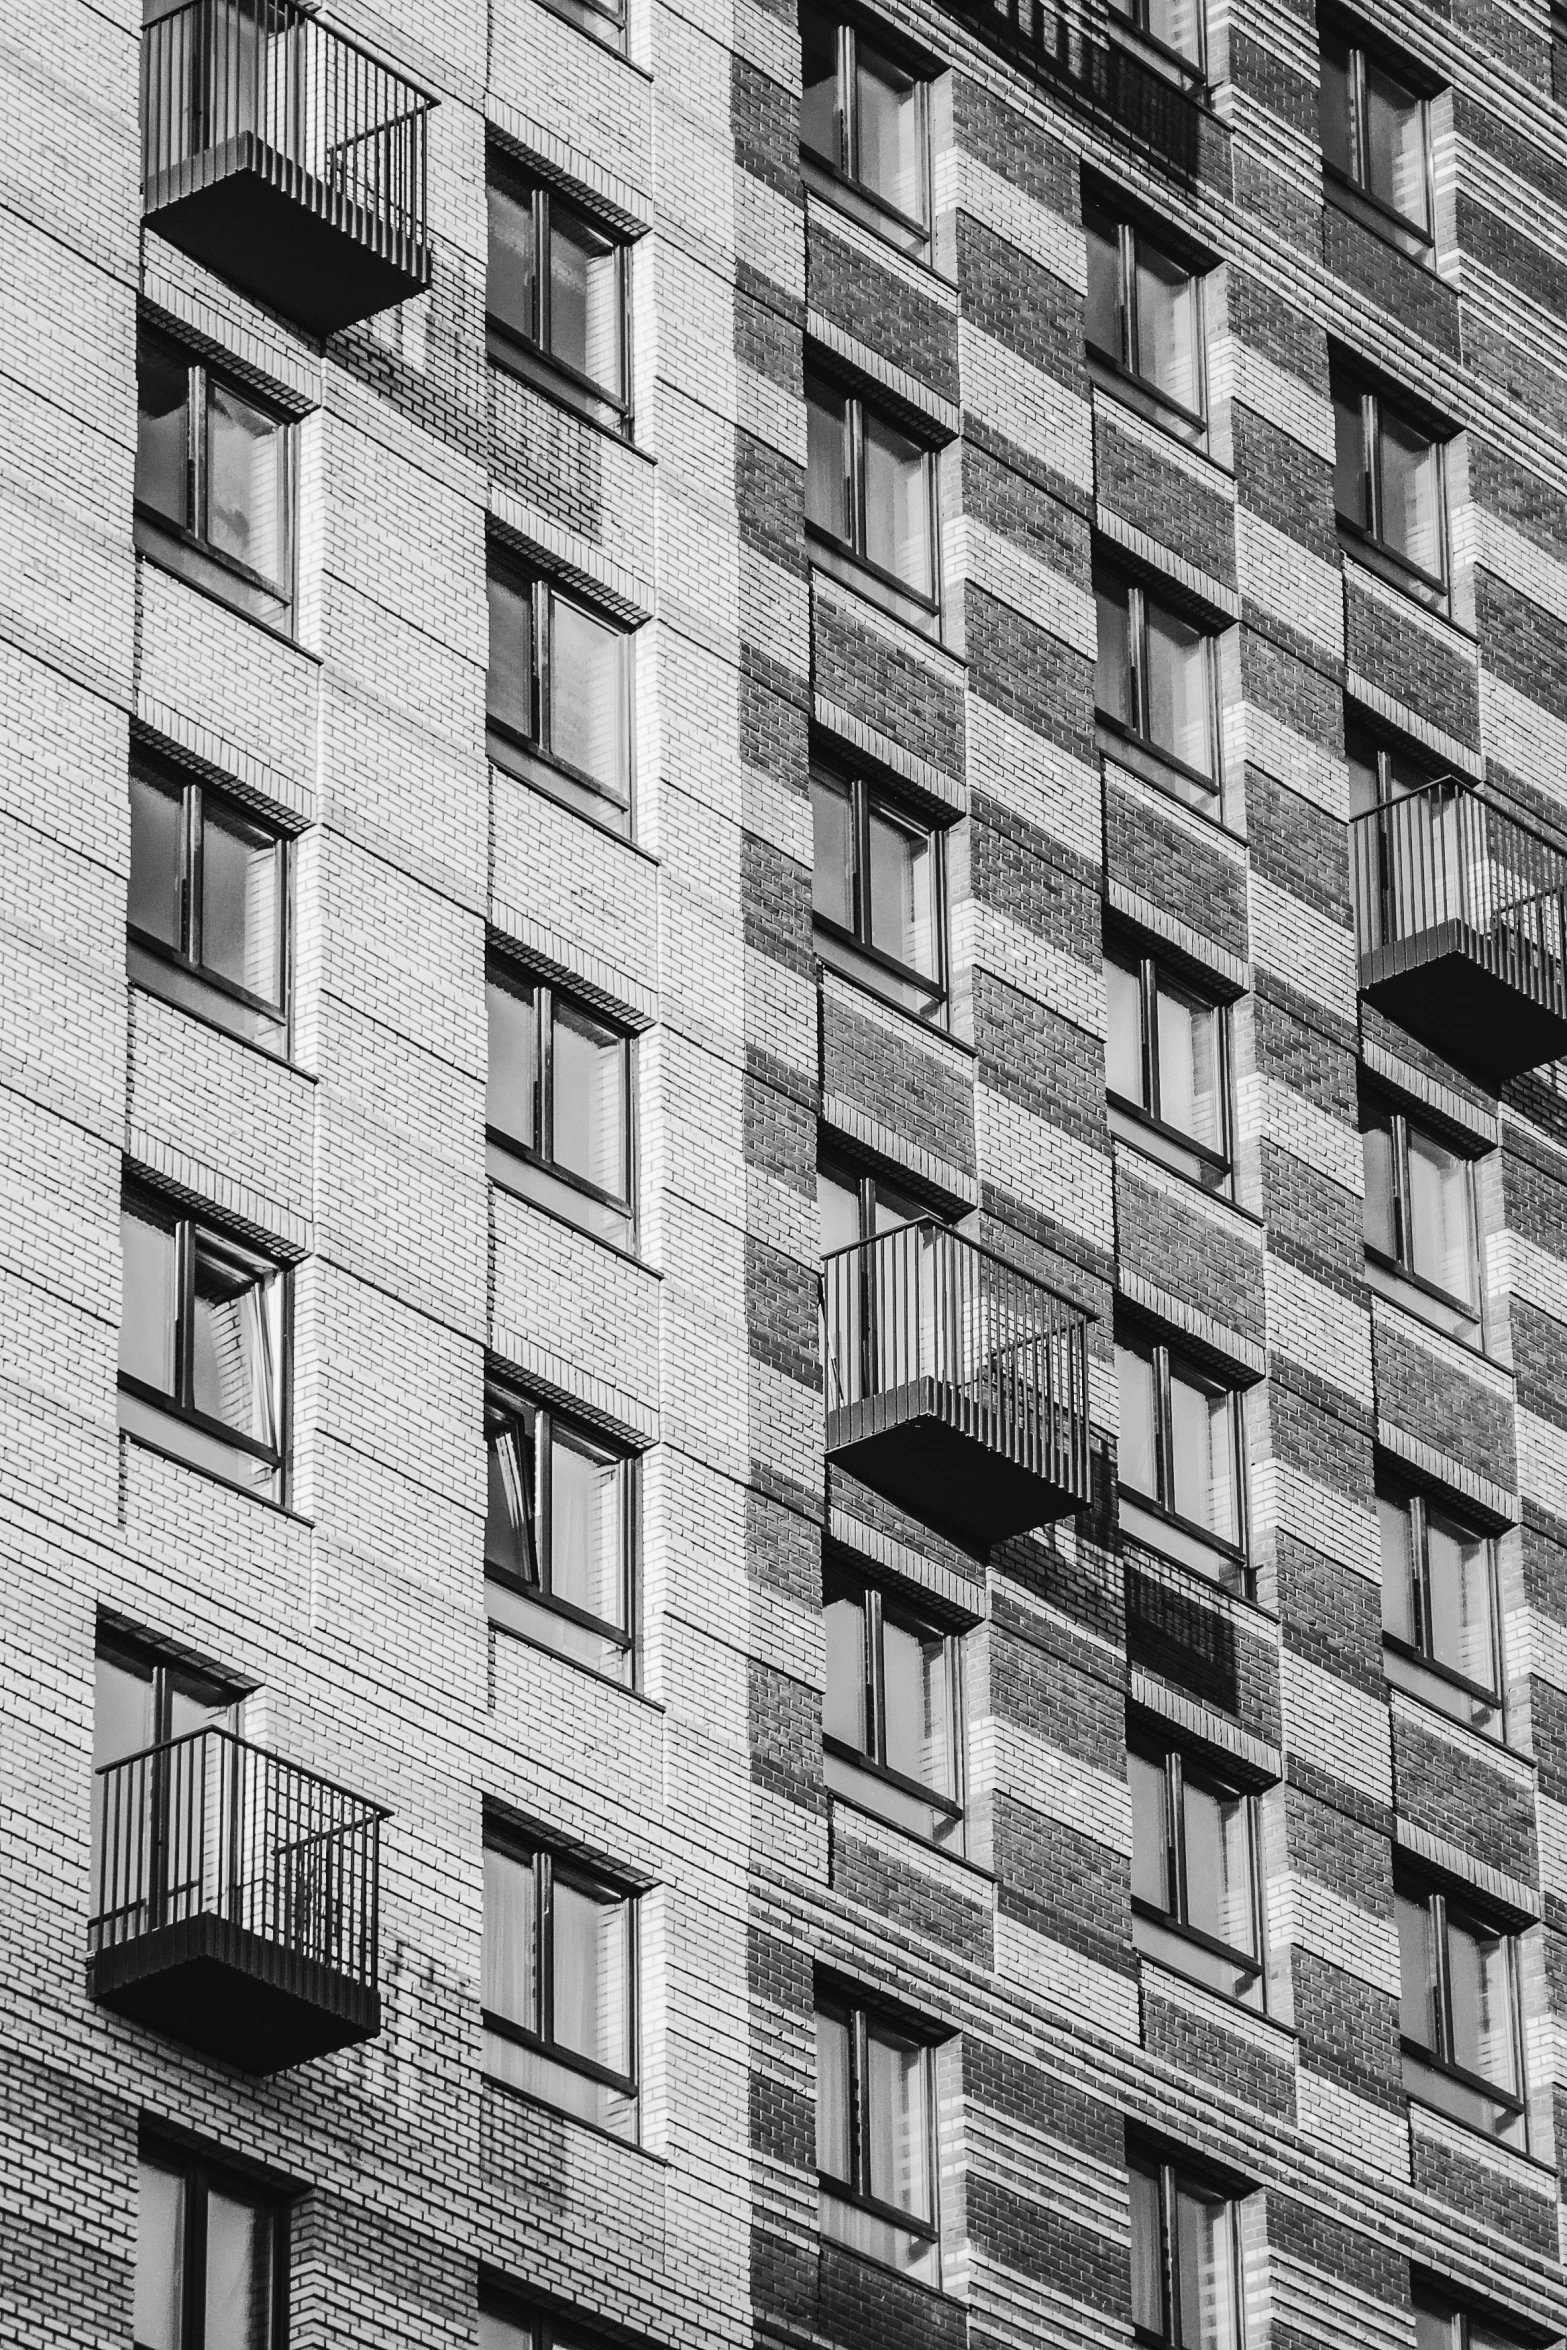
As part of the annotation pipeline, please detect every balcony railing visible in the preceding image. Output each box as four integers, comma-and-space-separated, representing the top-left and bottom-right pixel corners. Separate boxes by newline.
1349, 782, 1567, 1083
88, 1726, 388, 2072
822, 1221, 1093, 1547
142, 0, 433, 337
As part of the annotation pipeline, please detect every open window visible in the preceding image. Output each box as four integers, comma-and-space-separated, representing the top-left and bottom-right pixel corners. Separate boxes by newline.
1104, 934, 1230, 1189
488, 159, 631, 432
1378, 1470, 1503, 1738
811, 763, 945, 1020
135, 325, 294, 633
799, 3, 932, 254
487, 959, 635, 1248
483, 1819, 639, 2139
485, 1378, 635, 1683
1398, 1867, 1526, 2146
806, 366, 940, 630
823, 1558, 963, 1849
815, 1979, 941, 2280
128, 757, 288, 1053
1130, 1726, 1265, 2006
1116, 1327, 1247, 1590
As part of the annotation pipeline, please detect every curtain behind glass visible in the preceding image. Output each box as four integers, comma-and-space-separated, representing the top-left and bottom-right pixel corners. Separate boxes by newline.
201, 804, 280, 1003
1404, 1127, 1473, 1303
863, 411, 932, 594
1129, 1749, 1170, 1912
1169, 1368, 1235, 1541
799, 5, 840, 164
552, 1003, 626, 1199
1104, 954, 1145, 1107
1129, 2162, 1164, 2336
1135, 243, 1198, 411
1377, 1487, 1417, 1646
548, 595, 626, 796
815, 2006, 852, 2180
120, 1202, 180, 1395
553, 1874, 629, 2074
1446, 1912, 1517, 2092
204, 2190, 272, 2350
190, 1242, 275, 1446
134, 2159, 187, 2350
855, 40, 923, 219
1144, 602, 1212, 775
482, 1844, 537, 2031
1424, 1509, 1496, 1690
1378, 411, 1441, 578
1172, 2180, 1236, 2350
806, 379, 851, 541
206, 380, 284, 587
865, 2021, 930, 2217
549, 1429, 623, 1626
811, 773, 855, 932
1397, 1890, 1437, 2047
1182, 1772, 1254, 1955
487, 182, 536, 341
548, 208, 622, 395
1116, 1343, 1158, 1501
823, 1591, 867, 1751
130, 771, 185, 950
1364, 60, 1429, 231
1155, 980, 1220, 1148
867, 805, 935, 976
881, 1612, 950, 1793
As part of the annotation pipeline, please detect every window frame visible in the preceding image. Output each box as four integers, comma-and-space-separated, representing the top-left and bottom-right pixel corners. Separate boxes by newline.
1398, 1870, 1527, 2147
481, 1820, 641, 2134
135, 2138, 289, 2350
134, 326, 296, 634
486, 164, 632, 434
486, 958, 637, 1248
1359, 1092, 1482, 1342
118, 1184, 289, 1502
478, 2283, 612, 2350
1106, 0, 1207, 87
814, 1979, 941, 2280
1319, 20, 1436, 258
484, 1376, 637, 1684
1128, 2143, 1244, 2350
799, 4, 934, 255
128, 756, 290, 1055
1413, 2283, 1537, 2350
1094, 560, 1222, 812
822, 1557, 964, 1849
1104, 934, 1231, 1190
1116, 1326, 1248, 1592
805, 364, 941, 630
1333, 369, 1449, 602
1377, 1469, 1504, 1737
1129, 1729, 1266, 2008
810, 761, 947, 1021
1085, 206, 1208, 444
486, 553, 635, 834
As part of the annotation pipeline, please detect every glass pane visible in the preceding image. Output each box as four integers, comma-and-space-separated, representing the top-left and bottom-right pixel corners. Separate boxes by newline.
551, 1001, 626, 1200
1129, 1748, 1170, 1912
1116, 1343, 1158, 1501
200, 802, 280, 1004
548, 206, 623, 395
1096, 578, 1132, 724
1447, 1911, 1517, 2094
1169, 1366, 1236, 1542
811, 771, 855, 932
863, 410, 932, 595
1413, 2302, 1458, 2350
800, 4, 840, 164
1425, 1508, 1496, 1691
488, 180, 537, 341
1405, 1126, 1474, 1302
485, 1403, 538, 1585
206, 380, 285, 586
882, 1611, 952, 1795
1377, 1488, 1417, 1647
1361, 1113, 1397, 1260
120, 1201, 179, 1395
1173, 2179, 1237, 2350
1346, 728, 1382, 819
1183, 1771, 1254, 1955
1378, 409, 1442, 578
867, 804, 936, 977
134, 2158, 186, 2350
865, 2020, 930, 2218
855, 37, 924, 220
1129, 2161, 1164, 2337
823, 1590, 867, 1751
815, 2005, 853, 2182
190, 1238, 275, 1446
806, 377, 851, 541
1134, 241, 1199, 413
487, 570, 536, 743
129, 770, 185, 952
1144, 600, 1213, 776
487, 974, 538, 1152
94, 1651, 155, 1773
547, 593, 628, 798
1085, 212, 1121, 360
479, 2315, 536, 2350
1334, 386, 1366, 529
1318, 35, 1352, 178
1364, 59, 1429, 232
482, 1842, 538, 2031
137, 338, 189, 527
1146, 0, 1201, 64
818, 1166, 862, 1258
204, 2190, 272, 2350
871, 1178, 922, 1236
550, 1428, 624, 1627
1155, 979, 1221, 1149
1104, 954, 1145, 1107
1397, 1889, 1436, 2048
552, 1873, 630, 2075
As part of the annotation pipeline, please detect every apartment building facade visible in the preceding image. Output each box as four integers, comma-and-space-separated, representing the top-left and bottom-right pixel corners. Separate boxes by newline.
8, 0, 1567, 2341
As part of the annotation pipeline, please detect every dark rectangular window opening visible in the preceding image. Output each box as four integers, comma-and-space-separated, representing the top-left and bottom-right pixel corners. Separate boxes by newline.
1377, 1469, 1504, 1739
485, 1376, 636, 1684
1414, 2283, 1540, 2350
1104, 933, 1231, 1190
1116, 1325, 1247, 1590
487, 554, 634, 833
135, 2138, 288, 2350
1106, 0, 1206, 85
482, 1818, 639, 2139
1094, 558, 1221, 813
1129, 2142, 1243, 2350
823, 1557, 964, 1850
800, 3, 933, 255
811, 763, 946, 1021
129, 756, 289, 1054
135, 325, 295, 634
487, 163, 631, 433
1360, 1090, 1482, 1343
1319, 20, 1436, 257
1085, 204, 1208, 442
806, 365, 940, 631
815, 1979, 941, 2282
480, 2282, 621, 2350
1398, 1867, 1527, 2147
1129, 1728, 1265, 2007
1332, 362, 1448, 602
486, 958, 635, 1248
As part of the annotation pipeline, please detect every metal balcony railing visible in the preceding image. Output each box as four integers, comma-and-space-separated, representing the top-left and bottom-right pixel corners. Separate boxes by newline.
1348, 783, 1567, 1082
822, 1221, 1093, 1546
141, 0, 433, 335
89, 1726, 388, 2071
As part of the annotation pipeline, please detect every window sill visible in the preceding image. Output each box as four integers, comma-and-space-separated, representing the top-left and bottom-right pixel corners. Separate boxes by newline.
1133, 1906, 1266, 2012
487, 1172, 661, 1277
826, 1780, 977, 1872
134, 545, 318, 662
1118, 1492, 1249, 1596
815, 923, 946, 1029
488, 752, 657, 864
1105, 15, 1209, 97
1096, 720, 1238, 839
489, 1612, 662, 1711
1364, 1257, 1490, 1359
817, 2217, 956, 2302
1137, 1950, 1298, 2041
1107, 1100, 1239, 1205
119, 1429, 307, 1523
1403, 2072, 1536, 2164
808, 537, 945, 647
481, 2070, 663, 2158
128, 971, 304, 1075
1385, 1665, 1519, 1762
802, 156, 942, 276
1087, 350, 1211, 457
488, 344, 655, 465
815, 953, 977, 1057
1321, 169, 1439, 272
1337, 529, 1451, 621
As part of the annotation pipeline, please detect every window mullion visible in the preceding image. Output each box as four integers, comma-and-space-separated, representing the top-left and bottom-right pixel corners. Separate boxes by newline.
866, 1589, 885, 1768
1154, 1344, 1173, 1511
1363, 392, 1380, 542
1160, 2162, 1178, 2344
539, 1852, 554, 2046
536, 191, 551, 351
538, 986, 553, 1160
1431, 1892, 1452, 2065
187, 783, 205, 969
1120, 224, 1137, 375
534, 582, 550, 760
1350, 46, 1367, 191
1141, 958, 1159, 1121
537, 1409, 553, 1600
853, 779, 870, 948
839, 24, 855, 178
1410, 1496, 1430, 1661
189, 364, 204, 543
1129, 586, 1147, 738
1167, 1752, 1187, 1929
188, 2166, 208, 2350
176, 1216, 196, 1414
851, 2007, 870, 2196
848, 399, 865, 560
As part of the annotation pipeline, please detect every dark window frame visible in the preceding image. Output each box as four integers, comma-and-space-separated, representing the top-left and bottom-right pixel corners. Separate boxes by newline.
1398, 1868, 1527, 2146
118, 1183, 289, 1502
134, 325, 296, 634
1129, 1728, 1266, 2007
815, 1979, 941, 2275
1085, 205, 1209, 443
1104, 933, 1232, 1190
481, 1820, 641, 2122
1378, 1468, 1504, 1736
1360, 1091, 1482, 1339
136, 2136, 290, 2350
799, 2, 934, 255
1333, 367, 1449, 603
1106, 0, 1206, 87
1094, 559, 1222, 811
486, 551, 635, 834
1319, 19, 1436, 257
487, 163, 632, 435
1116, 1325, 1248, 1592
822, 1556, 965, 1848
1128, 2142, 1244, 2350
810, 761, 947, 1022
486, 957, 637, 1248
484, 1375, 637, 1684
128, 754, 290, 1055
805, 364, 942, 629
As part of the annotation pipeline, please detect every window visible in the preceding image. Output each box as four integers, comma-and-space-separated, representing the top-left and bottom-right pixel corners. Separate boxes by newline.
1333, 368, 1446, 595
1346, 720, 1440, 821
482, 1823, 638, 2138
1116, 1330, 1245, 1588
806, 368, 938, 626
1414, 2288, 1534, 2350
1319, 23, 1434, 253
93, 1633, 242, 1931
1398, 1872, 1525, 2145
487, 167, 629, 430
1085, 208, 1206, 438
119, 1187, 286, 1499
1361, 1097, 1480, 1339
135, 327, 293, 631
1107, 0, 1204, 80
1095, 562, 1220, 809
1129, 1732, 1264, 2005
1378, 1473, 1502, 1736
818, 1158, 932, 1401
811, 765, 944, 1018
1554, 4, 1567, 109
823, 1562, 962, 1848
815, 1984, 939, 2280
487, 962, 634, 1246
800, 4, 931, 251
1128, 2147, 1242, 2350
485, 1380, 634, 1682
128, 760, 287, 1052
479, 2292, 608, 2350
1104, 939, 1228, 1186
487, 557, 633, 831
135, 2143, 284, 2350
818, 1158, 924, 1258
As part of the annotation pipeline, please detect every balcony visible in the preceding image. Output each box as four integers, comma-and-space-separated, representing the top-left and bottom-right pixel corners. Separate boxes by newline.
141, 0, 433, 338
1350, 783, 1567, 1084
88, 1727, 388, 2073
821, 1221, 1093, 1548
